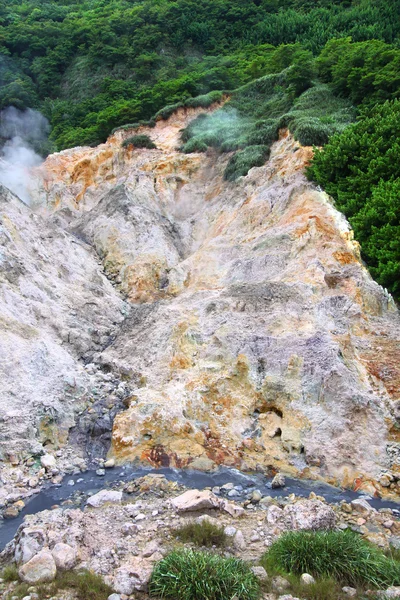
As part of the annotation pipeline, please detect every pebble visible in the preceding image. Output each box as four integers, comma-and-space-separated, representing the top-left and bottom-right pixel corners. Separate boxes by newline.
135, 513, 146, 521
67, 480, 75, 486
96, 469, 106, 476
342, 587, 358, 597
300, 573, 316, 585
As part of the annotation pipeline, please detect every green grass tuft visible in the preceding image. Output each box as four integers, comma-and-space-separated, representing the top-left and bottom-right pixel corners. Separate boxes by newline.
171, 520, 227, 548
261, 529, 400, 589
149, 549, 260, 600
1, 564, 19, 582
121, 134, 157, 149
224, 145, 270, 181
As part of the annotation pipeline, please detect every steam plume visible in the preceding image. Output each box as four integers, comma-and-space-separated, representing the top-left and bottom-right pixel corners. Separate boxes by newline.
0, 107, 50, 204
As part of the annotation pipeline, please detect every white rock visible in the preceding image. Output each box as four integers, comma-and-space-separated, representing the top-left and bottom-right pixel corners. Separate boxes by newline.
233, 530, 246, 551
300, 573, 315, 585
107, 595, 121, 600
51, 543, 76, 570
15, 528, 47, 565
171, 489, 220, 512
284, 500, 336, 530
113, 558, 153, 593
250, 566, 268, 582
377, 587, 400, 599
18, 550, 57, 584
87, 490, 123, 508
224, 525, 237, 537
266, 505, 284, 525
40, 455, 56, 471
142, 540, 159, 558
104, 459, 115, 468
271, 473, 286, 488
135, 513, 146, 521
272, 575, 290, 593
342, 587, 358, 597
351, 498, 375, 515
220, 500, 245, 518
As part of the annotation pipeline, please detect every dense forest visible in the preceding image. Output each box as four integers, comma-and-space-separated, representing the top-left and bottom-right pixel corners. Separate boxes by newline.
0, 0, 399, 295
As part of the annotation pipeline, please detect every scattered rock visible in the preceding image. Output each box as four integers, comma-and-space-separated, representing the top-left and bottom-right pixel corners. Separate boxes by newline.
342, 587, 358, 597
142, 540, 159, 558
18, 550, 57, 584
272, 575, 290, 593
104, 459, 115, 468
250, 566, 268, 582
351, 498, 375, 515
4, 506, 20, 519
171, 489, 219, 512
233, 530, 246, 551
271, 473, 286, 489
284, 500, 336, 530
113, 558, 153, 593
377, 587, 400, 598
40, 455, 56, 471
51, 543, 76, 570
300, 573, 315, 585
108, 595, 121, 600
87, 490, 123, 508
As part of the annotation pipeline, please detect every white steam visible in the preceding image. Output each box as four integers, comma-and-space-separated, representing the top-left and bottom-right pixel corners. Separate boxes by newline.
0, 107, 50, 204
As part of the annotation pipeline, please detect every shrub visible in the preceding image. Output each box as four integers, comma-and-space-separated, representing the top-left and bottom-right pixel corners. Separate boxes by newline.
149, 549, 260, 600
182, 138, 208, 153
262, 529, 400, 589
1, 564, 19, 582
50, 569, 113, 600
153, 102, 184, 121
291, 117, 332, 146
224, 145, 270, 181
171, 520, 227, 547
121, 134, 157, 149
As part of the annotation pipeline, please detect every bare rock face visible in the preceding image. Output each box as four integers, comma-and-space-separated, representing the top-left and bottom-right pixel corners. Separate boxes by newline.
0, 184, 126, 464
1, 103, 399, 494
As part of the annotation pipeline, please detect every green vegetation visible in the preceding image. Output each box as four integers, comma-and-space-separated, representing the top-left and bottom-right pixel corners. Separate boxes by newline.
307, 100, 400, 298
171, 520, 228, 548
121, 134, 157, 150
0, 0, 399, 149
262, 529, 400, 588
1, 564, 19, 582
1, 0, 400, 294
149, 549, 260, 600
181, 64, 354, 180
2, 568, 112, 600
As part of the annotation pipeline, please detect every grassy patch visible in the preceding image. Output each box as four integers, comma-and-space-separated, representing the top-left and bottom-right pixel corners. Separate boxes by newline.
149, 549, 260, 600
261, 529, 400, 589
1, 564, 19, 582
2, 569, 112, 600
171, 520, 227, 548
121, 134, 157, 149
224, 145, 270, 181
180, 75, 354, 180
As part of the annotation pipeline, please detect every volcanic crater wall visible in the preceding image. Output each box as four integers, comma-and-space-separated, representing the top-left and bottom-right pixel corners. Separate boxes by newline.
2, 104, 400, 496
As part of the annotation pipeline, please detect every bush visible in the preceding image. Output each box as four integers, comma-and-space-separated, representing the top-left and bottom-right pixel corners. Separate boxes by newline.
307, 100, 400, 298
262, 529, 400, 589
1, 564, 19, 582
182, 138, 208, 153
171, 520, 227, 547
149, 549, 260, 600
224, 145, 270, 181
291, 117, 332, 146
121, 134, 157, 149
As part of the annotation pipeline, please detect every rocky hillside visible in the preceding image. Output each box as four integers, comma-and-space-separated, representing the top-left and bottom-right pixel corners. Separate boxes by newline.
1, 104, 400, 500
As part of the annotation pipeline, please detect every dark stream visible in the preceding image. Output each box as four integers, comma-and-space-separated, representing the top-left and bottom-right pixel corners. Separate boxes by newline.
1, 465, 400, 551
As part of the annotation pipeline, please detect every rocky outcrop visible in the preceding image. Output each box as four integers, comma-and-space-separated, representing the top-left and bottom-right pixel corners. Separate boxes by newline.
1, 103, 400, 495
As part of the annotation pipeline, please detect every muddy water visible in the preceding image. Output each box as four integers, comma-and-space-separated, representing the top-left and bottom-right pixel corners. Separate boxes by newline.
1, 466, 399, 551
